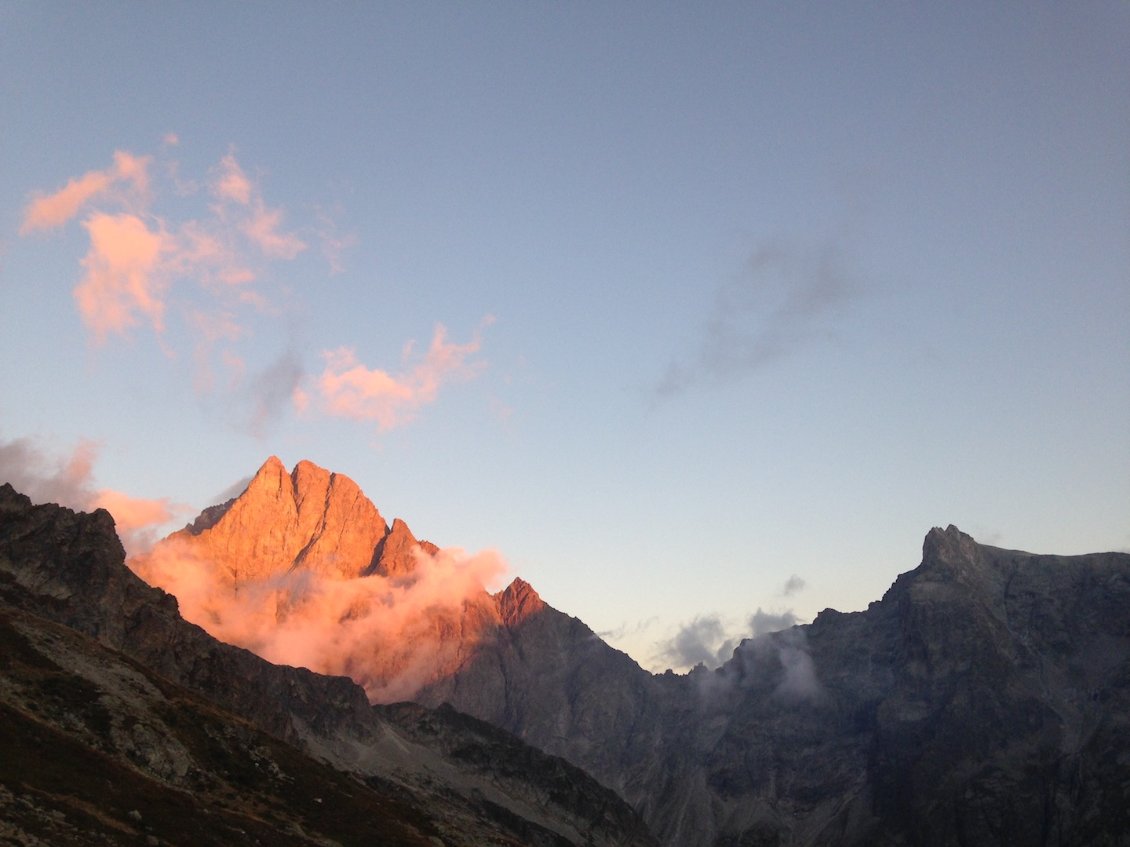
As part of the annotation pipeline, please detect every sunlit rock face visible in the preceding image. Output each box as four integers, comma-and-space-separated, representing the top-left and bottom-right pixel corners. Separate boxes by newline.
168, 456, 392, 583
160, 456, 440, 586
130, 458, 517, 703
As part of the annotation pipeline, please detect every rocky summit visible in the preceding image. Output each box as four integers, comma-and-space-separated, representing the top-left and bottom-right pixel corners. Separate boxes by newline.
167, 455, 435, 584
3, 456, 1130, 847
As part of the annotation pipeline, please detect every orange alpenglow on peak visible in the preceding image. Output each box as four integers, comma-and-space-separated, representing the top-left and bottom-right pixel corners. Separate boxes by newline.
164, 457, 425, 584
368, 517, 439, 579
129, 456, 524, 702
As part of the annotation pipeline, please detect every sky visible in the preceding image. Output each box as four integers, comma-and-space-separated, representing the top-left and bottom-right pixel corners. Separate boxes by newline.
1, 2, 1128, 672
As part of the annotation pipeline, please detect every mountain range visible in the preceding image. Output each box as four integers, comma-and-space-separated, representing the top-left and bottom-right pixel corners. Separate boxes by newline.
2, 456, 1128, 846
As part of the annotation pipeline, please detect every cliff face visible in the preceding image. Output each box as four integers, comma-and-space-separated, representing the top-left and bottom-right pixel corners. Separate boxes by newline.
168, 456, 394, 583
419, 525, 1130, 847
0, 483, 658, 847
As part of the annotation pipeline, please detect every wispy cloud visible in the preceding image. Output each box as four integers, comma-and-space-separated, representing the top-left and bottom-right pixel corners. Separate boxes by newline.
0, 435, 188, 555
242, 202, 306, 259
309, 321, 491, 431
315, 205, 357, 275
211, 152, 253, 205
245, 348, 306, 437
781, 574, 807, 597
657, 241, 856, 396
20, 144, 493, 440
20, 145, 306, 352
19, 150, 150, 234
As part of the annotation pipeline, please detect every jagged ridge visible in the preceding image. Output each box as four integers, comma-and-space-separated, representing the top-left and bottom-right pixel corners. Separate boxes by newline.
36, 452, 1130, 847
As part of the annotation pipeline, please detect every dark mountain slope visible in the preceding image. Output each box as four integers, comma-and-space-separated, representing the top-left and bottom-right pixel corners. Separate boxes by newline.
0, 483, 658, 847
420, 526, 1130, 846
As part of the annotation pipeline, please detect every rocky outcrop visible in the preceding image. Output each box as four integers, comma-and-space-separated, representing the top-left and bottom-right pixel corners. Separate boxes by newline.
0, 483, 659, 847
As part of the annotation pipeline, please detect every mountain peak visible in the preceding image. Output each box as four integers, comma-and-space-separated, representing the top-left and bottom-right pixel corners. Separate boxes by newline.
921, 524, 984, 572
496, 577, 545, 626
250, 454, 289, 488
261, 454, 287, 473
159, 457, 393, 583
367, 516, 438, 579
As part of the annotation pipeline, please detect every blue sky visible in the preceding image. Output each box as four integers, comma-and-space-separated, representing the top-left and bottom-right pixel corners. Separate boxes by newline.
2, 2, 1127, 670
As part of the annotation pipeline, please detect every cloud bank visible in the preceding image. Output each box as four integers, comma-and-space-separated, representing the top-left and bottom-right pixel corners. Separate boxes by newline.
656, 571, 809, 673
669, 605, 823, 705
130, 541, 507, 703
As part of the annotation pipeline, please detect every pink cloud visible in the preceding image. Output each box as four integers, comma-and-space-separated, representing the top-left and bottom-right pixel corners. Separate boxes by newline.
292, 385, 311, 413
313, 323, 487, 430
111, 151, 151, 197
21, 170, 113, 234
212, 152, 252, 205
18, 144, 372, 436
20, 150, 150, 234
175, 219, 257, 290
21, 146, 313, 382
93, 488, 183, 555
209, 151, 305, 259
315, 206, 357, 275
188, 309, 247, 393
130, 540, 507, 702
74, 213, 170, 343
243, 202, 306, 259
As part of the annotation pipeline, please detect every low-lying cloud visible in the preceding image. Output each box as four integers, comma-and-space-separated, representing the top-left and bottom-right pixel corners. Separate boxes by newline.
656, 614, 742, 671
130, 540, 507, 703
771, 628, 821, 700
750, 607, 800, 637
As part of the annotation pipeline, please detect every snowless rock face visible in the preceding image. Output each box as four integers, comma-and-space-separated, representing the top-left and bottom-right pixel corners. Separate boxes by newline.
165, 456, 440, 586
420, 525, 1130, 847
168, 456, 398, 583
